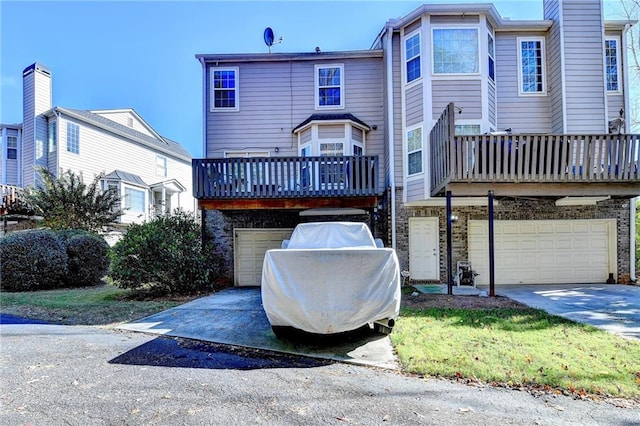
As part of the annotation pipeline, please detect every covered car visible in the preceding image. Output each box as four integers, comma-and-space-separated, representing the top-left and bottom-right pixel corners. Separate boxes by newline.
261, 222, 401, 335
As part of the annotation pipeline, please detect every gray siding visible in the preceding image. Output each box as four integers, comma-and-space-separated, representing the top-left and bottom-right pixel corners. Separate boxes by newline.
22, 67, 52, 187
495, 33, 552, 133
318, 124, 345, 138
430, 15, 479, 25
405, 83, 423, 127
432, 80, 482, 120
392, 34, 404, 187
405, 178, 423, 201
561, 0, 606, 133
488, 83, 496, 128
205, 57, 385, 188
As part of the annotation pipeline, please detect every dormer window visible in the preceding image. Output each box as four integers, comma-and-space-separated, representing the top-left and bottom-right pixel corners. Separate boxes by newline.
315, 64, 344, 109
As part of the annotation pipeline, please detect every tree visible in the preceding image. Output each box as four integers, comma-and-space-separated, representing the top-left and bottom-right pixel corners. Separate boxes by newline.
22, 167, 121, 232
611, 1, 640, 131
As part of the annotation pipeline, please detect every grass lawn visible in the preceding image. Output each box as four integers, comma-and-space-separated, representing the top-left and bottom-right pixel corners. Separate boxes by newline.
2, 285, 640, 401
0, 284, 192, 326
391, 306, 640, 400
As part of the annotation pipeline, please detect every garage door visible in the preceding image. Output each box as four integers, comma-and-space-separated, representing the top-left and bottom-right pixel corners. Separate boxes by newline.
468, 219, 616, 285
234, 229, 293, 287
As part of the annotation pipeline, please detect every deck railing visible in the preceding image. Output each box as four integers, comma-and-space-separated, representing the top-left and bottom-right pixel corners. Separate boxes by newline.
193, 156, 379, 199
430, 104, 640, 194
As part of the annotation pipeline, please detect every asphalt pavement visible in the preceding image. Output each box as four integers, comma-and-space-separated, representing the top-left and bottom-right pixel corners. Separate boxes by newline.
2, 322, 639, 425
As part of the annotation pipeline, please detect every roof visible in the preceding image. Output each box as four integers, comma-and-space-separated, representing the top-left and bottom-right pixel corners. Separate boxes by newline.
292, 113, 371, 134
196, 50, 383, 64
52, 107, 191, 161
102, 170, 148, 187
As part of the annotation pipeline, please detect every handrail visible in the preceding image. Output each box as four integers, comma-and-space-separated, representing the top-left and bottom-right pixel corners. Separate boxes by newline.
193, 156, 379, 199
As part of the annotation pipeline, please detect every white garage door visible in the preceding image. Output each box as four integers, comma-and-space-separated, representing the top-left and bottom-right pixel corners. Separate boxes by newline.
234, 229, 293, 287
468, 219, 616, 285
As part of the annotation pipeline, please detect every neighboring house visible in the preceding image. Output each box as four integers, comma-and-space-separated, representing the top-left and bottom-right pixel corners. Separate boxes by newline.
1, 63, 194, 224
193, 0, 639, 287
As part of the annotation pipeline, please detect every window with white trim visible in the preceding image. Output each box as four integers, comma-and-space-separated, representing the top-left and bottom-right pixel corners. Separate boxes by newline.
405, 32, 421, 83
517, 37, 546, 95
48, 121, 56, 152
488, 33, 495, 82
407, 126, 422, 176
455, 124, 481, 135
156, 155, 167, 177
605, 37, 620, 92
7, 136, 17, 160
315, 64, 344, 108
433, 28, 479, 74
67, 122, 79, 154
210, 67, 238, 111
124, 187, 146, 213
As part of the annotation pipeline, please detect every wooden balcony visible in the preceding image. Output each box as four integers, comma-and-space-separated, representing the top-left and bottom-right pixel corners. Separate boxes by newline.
430, 104, 640, 197
193, 156, 379, 210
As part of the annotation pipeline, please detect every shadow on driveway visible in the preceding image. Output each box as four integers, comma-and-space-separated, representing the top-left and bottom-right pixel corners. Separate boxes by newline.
118, 287, 399, 369
497, 284, 640, 341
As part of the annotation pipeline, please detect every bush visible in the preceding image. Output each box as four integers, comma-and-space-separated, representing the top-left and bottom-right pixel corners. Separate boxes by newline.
0, 229, 68, 291
57, 230, 110, 287
110, 210, 216, 295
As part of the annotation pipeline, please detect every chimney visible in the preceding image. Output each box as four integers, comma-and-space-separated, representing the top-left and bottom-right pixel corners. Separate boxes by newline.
22, 63, 52, 187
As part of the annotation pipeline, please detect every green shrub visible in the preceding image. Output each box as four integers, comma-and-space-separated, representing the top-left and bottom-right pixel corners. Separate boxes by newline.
0, 229, 68, 291
57, 230, 110, 287
109, 210, 216, 295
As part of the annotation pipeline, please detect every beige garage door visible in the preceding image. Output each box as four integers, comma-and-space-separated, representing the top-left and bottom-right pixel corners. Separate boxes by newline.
234, 228, 293, 287
468, 219, 616, 285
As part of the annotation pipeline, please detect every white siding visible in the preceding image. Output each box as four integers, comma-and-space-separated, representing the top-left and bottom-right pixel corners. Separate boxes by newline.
495, 33, 552, 133
93, 111, 156, 137
57, 115, 194, 220
21, 66, 52, 187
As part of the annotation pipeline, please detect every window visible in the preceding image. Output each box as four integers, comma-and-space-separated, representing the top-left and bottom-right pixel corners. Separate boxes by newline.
48, 121, 56, 152
405, 32, 421, 83
488, 33, 495, 82
210, 67, 238, 111
124, 187, 146, 213
316, 64, 344, 108
518, 37, 545, 94
67, 122, 79, 154
407, 127, 422, 175
455, 124, 481, 135
433, 28, 479, 74
605, 37, 620, 92
7, 136, 17, 160
156, 155, 167, 177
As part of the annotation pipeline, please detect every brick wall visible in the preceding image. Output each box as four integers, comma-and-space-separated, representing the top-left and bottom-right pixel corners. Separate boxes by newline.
392, 188, 633, 283
202, 208, 375, 284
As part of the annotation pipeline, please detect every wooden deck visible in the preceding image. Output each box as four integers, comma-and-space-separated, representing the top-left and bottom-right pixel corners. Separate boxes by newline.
193, 156, 379, 204
430, 103, 640, 197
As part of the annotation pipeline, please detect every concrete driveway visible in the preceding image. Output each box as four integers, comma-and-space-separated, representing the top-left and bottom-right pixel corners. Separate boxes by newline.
497, 284, 640, 341
119, 287, 399, 369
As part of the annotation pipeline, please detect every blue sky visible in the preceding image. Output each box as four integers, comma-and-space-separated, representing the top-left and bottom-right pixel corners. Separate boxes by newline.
0, 0, 622, 157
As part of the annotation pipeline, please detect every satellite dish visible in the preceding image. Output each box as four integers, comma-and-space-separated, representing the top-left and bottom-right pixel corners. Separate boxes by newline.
264, 27, 275, 47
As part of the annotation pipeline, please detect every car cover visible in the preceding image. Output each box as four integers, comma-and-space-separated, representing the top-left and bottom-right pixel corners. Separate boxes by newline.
261, 222, 401, 334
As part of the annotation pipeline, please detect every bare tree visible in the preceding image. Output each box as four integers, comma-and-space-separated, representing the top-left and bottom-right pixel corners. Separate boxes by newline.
611, 0, 640, 131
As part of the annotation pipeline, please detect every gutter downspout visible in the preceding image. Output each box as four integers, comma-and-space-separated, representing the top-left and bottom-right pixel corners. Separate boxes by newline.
198, 57, 207, 159
384, 25, 397, 249
631, 199, 637, 282
622, 23, 636, 282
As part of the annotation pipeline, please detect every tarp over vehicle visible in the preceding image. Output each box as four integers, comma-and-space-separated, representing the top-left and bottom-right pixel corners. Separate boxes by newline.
261, 222, 401, 334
